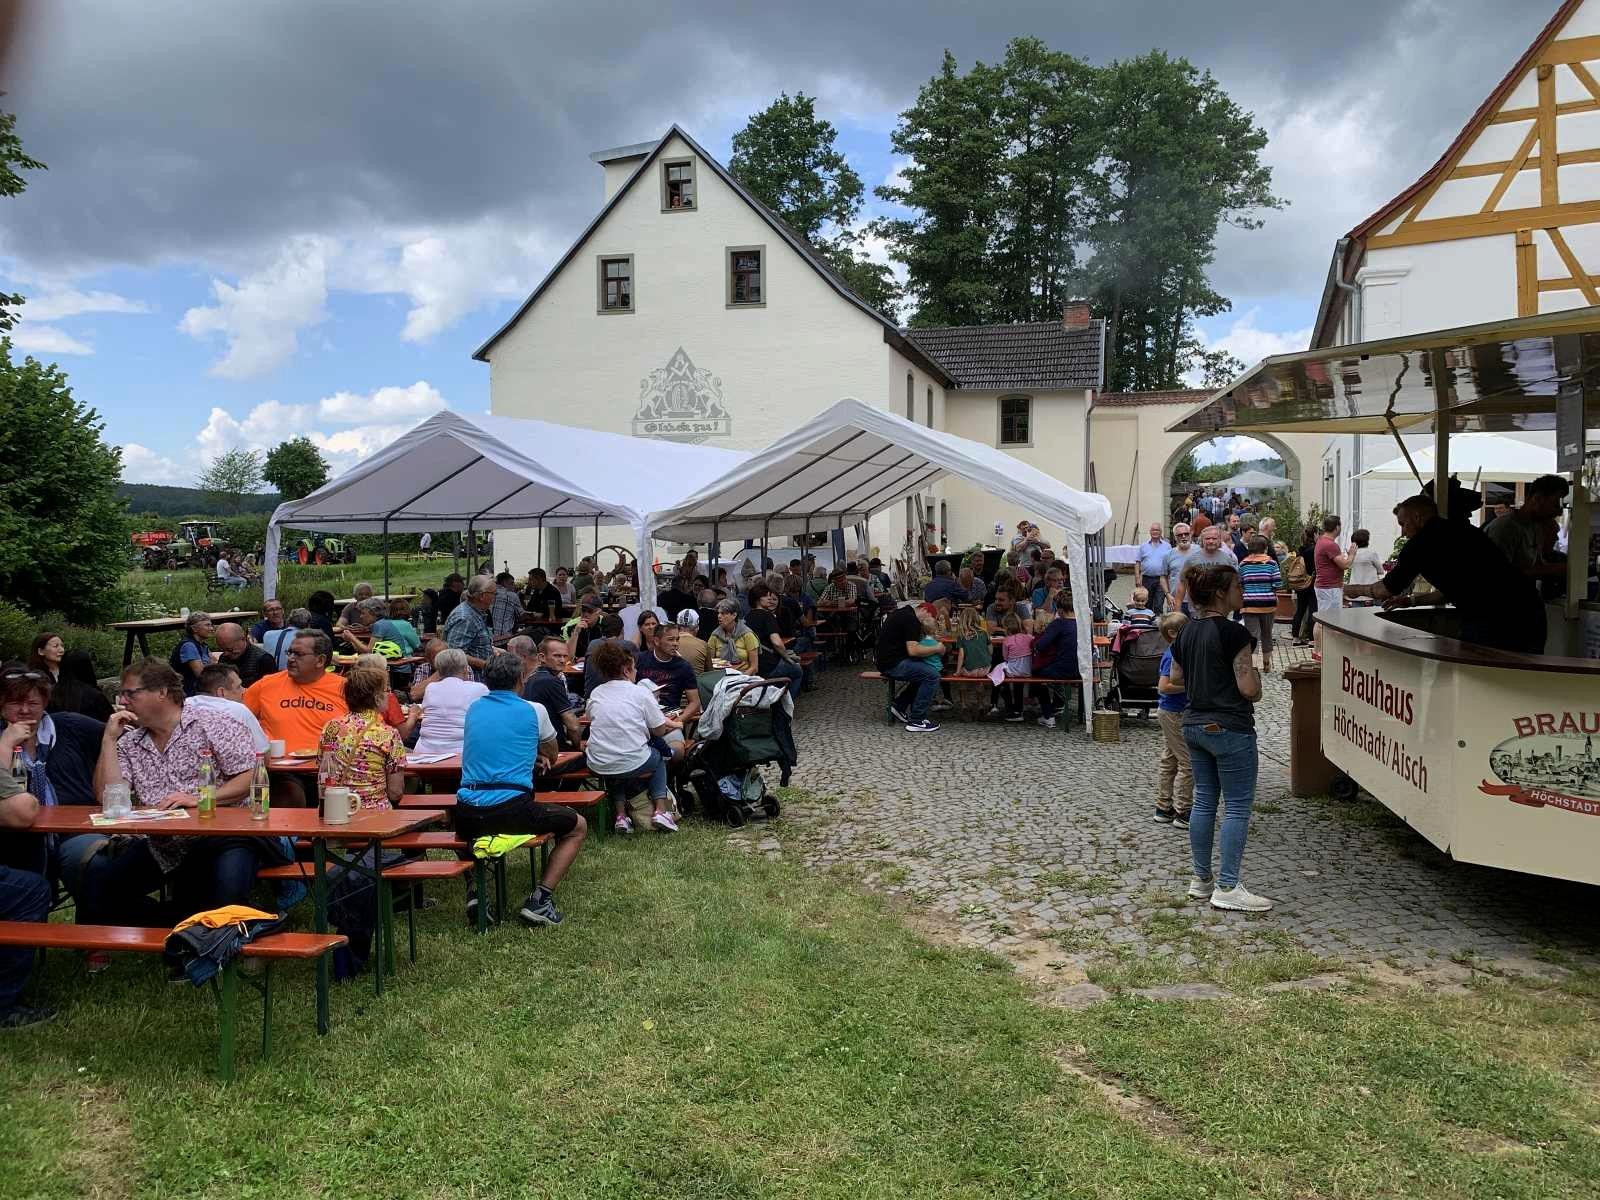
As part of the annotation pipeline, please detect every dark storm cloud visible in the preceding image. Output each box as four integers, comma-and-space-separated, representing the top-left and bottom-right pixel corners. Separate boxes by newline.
0, 0, 1557, 276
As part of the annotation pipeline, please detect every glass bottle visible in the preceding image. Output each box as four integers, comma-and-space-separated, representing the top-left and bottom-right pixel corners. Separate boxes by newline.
196, 748, 216, 819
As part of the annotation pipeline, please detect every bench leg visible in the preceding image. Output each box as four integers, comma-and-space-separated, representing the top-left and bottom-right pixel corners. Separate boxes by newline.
261, 963, 274, 1060
407, 888, 418, 965
493, 857, 507, 919
216, 962, 239, 1083
473, 858, 489, 934
312, 840, 329, 1035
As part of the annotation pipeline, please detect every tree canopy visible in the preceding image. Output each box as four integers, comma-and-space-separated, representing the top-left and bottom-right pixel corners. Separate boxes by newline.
0, 340, 128, 621
0, 103, 46, 334
731, 93, 901, 319
874, 43, 1280, 386
196, 448, 263, 515
262, 436, 330, 501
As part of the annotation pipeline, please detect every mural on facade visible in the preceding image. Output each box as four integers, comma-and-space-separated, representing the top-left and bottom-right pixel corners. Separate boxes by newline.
633, 347, 732, 443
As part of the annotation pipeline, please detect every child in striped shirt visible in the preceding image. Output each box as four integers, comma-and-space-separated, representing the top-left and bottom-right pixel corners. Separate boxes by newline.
1237, 535, 1282, 672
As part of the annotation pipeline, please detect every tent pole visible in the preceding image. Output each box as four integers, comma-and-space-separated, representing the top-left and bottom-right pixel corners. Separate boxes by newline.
537, 518, 543, 571
761, 518, 770, 574
711, 521, 719, 583
467, 519, 476, 575
382, 519, 390, 600
593, 515, 599, 569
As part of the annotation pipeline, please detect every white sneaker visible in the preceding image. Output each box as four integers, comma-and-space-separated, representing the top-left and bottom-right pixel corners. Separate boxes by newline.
1210, 884, 1273, 912
987, 705, 1004, 717
1036, 716, 1056, 729
651, 809, 679, 833
613, 813, 633, 834
931, 698, 953, 712
1186, 876, 1212, 899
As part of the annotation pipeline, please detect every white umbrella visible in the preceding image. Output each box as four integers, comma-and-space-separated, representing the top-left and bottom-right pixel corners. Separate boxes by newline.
1356, 432, 1557, 484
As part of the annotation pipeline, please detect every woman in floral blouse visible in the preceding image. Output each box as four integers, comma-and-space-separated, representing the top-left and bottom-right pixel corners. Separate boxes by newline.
317, 665, 405, 811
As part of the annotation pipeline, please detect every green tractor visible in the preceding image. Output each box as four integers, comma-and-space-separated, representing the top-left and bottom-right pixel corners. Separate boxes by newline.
131, 521, 224, 570
289, 533, 357, 565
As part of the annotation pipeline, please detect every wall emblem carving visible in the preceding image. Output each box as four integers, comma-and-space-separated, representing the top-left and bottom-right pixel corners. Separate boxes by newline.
633, 347, 731, 443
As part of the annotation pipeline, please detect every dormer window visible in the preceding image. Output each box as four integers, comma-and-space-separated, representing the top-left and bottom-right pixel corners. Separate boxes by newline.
662, 159, 696, 210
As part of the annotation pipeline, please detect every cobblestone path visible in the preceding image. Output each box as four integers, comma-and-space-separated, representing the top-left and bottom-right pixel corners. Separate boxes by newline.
759, 665, 1600, 978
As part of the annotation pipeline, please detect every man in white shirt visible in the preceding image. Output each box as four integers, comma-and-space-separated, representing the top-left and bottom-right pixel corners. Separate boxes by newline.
215, 554, 248, 590
419, 532, 432, 553
189, 663, 269, 752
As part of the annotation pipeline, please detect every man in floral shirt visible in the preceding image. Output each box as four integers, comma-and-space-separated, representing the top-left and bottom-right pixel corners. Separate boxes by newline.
70, 659, 262, 926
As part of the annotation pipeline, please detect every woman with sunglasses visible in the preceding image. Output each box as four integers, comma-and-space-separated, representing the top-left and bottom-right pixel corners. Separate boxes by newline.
0, 663, 106, 882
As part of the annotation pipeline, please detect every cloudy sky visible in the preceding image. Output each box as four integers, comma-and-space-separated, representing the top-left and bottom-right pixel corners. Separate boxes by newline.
0, 0, 1558, 479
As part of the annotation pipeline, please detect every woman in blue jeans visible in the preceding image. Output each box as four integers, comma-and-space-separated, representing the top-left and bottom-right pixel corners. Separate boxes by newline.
1166, 560, 1271, 912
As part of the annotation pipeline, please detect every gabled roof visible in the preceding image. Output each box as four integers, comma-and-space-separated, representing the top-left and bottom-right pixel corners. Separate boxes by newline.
1095, 389, 1211, 408
904, 321, 1105, 391
472, 125, 955, 387
1311, 0, 1585, 347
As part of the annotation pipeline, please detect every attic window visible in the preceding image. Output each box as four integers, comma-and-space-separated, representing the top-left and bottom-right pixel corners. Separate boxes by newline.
597, 255, 633, 314
662, 159, 695, 210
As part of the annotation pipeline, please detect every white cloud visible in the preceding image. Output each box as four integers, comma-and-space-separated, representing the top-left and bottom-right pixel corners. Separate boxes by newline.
1185, 308, 1312, 385
21, 286, 149, 321
1194, 436, 1279, 467
333, 218, 553, 345
179, 237, 330, 379
119, 442, 186, 483
318, 381, 445, 425
125, 383, 450, 487
9, 324, 94, 355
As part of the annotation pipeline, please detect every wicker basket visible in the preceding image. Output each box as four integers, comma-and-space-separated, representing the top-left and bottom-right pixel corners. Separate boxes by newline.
1091, 708, 1121, 743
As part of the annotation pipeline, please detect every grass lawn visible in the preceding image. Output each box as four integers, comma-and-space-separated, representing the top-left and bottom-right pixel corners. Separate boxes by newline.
5, 821, 1600, 1199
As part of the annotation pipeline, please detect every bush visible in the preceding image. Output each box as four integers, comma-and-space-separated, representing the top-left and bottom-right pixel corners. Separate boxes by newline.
0, 599, 138, 677
0, 599, 36, 662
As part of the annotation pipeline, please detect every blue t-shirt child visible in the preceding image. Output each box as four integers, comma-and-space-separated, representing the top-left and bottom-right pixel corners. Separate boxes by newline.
1157, 647, 1187, 714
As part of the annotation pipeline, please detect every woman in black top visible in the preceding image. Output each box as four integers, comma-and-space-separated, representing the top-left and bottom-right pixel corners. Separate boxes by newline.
1290, 526, 1318, 645
46, 650, 113, 722
1168, 560, 1270, 912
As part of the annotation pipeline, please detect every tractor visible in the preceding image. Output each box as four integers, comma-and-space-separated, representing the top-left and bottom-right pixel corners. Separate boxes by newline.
288, 533, 357, 565
130, 529, 174, 570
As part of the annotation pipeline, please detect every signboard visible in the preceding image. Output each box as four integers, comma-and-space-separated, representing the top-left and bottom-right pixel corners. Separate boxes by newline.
1321, 621, 1600, 885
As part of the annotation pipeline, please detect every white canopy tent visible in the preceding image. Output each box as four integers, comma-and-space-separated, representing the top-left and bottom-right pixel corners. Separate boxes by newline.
1356, 431, 1559, 484
262, 410, 747, 607
647, 397, 1114, 704
1210, 468, 1292, 491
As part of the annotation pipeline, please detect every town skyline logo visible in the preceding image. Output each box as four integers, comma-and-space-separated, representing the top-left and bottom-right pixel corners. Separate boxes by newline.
1481, 722, 1600, 818
633, 347, 732, 444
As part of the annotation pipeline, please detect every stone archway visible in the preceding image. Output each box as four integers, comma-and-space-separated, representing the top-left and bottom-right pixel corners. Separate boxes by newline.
1161, 430, 1302, 517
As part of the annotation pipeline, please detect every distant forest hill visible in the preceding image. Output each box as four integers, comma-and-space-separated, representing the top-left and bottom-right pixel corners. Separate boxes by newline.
118, 483, 281, 517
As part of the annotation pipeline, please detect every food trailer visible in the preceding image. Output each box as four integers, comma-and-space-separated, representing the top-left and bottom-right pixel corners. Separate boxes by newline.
1169, 309, 1600, 885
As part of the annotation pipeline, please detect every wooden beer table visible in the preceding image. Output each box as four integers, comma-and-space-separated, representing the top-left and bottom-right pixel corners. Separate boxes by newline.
109, 611, 260, 666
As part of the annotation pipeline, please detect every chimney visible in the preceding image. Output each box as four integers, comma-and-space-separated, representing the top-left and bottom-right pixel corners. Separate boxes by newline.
1062, 301, 1092, 330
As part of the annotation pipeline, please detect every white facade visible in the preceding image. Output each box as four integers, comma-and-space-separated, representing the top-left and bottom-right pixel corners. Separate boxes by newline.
475, 127, 1104, 575
1314, 0, 1598, 551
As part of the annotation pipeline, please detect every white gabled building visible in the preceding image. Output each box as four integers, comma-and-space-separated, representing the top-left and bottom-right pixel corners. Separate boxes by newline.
473, 126, 1106, 572
1312, 0, 1600, 551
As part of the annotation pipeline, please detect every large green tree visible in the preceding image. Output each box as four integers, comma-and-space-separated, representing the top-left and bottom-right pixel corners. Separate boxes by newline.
262, 436, 329, 501
0, 340, 127, 620
876, 44, 1280, 379
196, 447, 263, 515
730, 92, 902, 319
0, 102, 46, 333
1080, 52, 1282, 390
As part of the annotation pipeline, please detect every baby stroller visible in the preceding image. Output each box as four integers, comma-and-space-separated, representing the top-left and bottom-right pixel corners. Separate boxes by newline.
1104, 622, 1164, 719
682, 673, 798, 827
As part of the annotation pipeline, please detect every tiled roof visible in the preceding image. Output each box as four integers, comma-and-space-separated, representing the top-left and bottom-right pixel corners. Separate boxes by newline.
1095, 389, 1212, 408
905, 321, 1104, 391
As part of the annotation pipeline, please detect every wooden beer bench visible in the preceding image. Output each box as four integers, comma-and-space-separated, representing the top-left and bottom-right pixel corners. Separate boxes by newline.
0, 920, 345, 1081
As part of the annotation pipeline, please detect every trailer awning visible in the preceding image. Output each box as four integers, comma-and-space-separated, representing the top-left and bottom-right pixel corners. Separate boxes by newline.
1166, 308, 1600, 437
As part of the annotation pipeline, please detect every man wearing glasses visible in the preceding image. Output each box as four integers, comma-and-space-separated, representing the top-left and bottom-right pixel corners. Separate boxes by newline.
1163, 524, 1195, 613
242, 631, 349, 806
68, 659, 260, 928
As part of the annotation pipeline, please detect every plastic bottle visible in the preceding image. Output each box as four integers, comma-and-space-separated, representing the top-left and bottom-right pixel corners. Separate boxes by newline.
250, 752, 270, 821
197, 748, 216, 819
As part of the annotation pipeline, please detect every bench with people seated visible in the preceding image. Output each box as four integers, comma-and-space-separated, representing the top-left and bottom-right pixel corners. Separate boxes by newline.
0, 920, 345, 1081
857, 670, 1084, 725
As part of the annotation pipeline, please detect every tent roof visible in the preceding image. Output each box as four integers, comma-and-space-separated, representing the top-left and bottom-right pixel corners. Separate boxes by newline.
1211, 468, 1292, 490
270, 409, 747, 534
1167, 307, 1600, 437
648, 397, 1112, 542
1356, 431, 1562, 483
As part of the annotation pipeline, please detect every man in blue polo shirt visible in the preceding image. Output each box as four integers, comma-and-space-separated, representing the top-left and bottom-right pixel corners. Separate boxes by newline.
456, 653, 587, 927
1136, 523, 1172, 612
